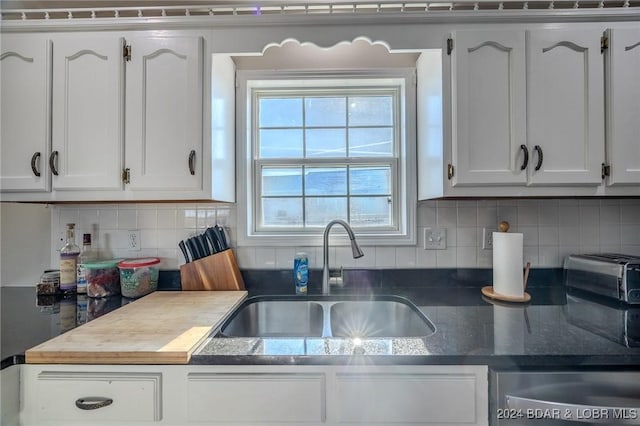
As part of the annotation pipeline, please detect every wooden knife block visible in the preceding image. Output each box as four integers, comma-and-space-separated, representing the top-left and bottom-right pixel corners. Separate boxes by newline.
180, 249, 245, 291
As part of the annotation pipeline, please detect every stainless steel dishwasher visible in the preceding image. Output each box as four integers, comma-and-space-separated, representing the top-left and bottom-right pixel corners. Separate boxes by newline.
491, 370, 640, 425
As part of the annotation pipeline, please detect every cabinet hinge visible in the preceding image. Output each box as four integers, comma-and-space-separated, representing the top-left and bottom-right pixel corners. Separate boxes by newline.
447, 163, 455, 180
601, 36, 609, 54
601, 163, 610, 180
123, 43, 132, 62
122, 168, 131, 184
446, 38, 454, 55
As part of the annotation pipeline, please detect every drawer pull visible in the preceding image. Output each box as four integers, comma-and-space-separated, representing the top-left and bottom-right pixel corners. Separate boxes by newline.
75, 397, 113, 410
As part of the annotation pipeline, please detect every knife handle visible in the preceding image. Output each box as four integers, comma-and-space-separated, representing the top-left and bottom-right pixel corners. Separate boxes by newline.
178, 240, 190, 263
215, 225, 229, 250
186, 238, 200, 261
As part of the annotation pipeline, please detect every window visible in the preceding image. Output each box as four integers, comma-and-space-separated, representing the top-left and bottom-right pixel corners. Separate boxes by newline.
238, 70, 416, 246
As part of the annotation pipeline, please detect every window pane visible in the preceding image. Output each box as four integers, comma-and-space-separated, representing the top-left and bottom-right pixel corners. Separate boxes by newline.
305, 97, 346, 127
262, 167, 302, 196
348, 96, 393, 126
306, 129, 346, 158
349, 128, 393, 157
259, 129, 303, 158
305, 167, 347, 196
259, 98, 302, 127
350, 197, 392, 227
262, 198, 303, 226
350, 166, 391, 195
305, 197, 347, 226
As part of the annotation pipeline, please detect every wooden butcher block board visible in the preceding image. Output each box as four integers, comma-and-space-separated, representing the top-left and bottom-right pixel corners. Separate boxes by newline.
25, 291, 247, 365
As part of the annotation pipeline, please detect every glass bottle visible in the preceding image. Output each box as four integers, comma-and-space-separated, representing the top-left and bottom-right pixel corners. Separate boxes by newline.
59, 223, 81, 294
76, 233, 96, 294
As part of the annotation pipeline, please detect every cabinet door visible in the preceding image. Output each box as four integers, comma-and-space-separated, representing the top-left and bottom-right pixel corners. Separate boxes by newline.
1, 36, 51, 192
527, 30, 604, 185
125, 36, 203, 191
450, 30, 527, 186
51, 36, 124, 191
451, 31, 527, 186
606, 28, 640, 186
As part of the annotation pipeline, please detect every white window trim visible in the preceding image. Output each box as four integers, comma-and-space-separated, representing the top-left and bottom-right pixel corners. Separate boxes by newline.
236, 68, 417, 247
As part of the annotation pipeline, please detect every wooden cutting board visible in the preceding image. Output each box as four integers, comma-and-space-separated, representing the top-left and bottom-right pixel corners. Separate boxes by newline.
25, 291, 247, 364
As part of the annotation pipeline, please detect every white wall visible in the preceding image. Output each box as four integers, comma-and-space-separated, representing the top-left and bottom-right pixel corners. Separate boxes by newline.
48, 199, 640, 271
1, 202, 51, 286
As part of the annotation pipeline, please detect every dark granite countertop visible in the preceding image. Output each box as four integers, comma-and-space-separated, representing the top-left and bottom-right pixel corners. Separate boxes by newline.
3, 268, 640, 369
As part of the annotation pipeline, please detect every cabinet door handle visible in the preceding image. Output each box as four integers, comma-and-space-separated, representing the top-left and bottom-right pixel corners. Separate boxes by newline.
534, 145, 543, 171
49, 151, 59, 176
31, 152, 41, 177
75, 397, 113, 410
520, 145, 529, 170
188, 150, 196, 176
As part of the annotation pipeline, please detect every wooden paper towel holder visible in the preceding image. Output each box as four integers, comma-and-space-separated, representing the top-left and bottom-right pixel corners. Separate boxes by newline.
180, 249, 245, 291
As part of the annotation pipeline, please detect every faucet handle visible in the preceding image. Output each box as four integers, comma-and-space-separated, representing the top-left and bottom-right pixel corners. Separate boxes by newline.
328, 267, 345, 287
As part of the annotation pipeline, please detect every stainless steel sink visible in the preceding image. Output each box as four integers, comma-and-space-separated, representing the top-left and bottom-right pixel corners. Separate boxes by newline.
218, 296, 435, 338
220, 300, 324, 337
329, 301, 435, 337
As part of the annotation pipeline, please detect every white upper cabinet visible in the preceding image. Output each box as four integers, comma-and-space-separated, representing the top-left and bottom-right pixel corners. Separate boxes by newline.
0, 35, 51, 192
450, 30, 527, 187
51, 36, 124, 191
125, 36, 204, 192
606, 28, 640, 186
526, 29, 605, 186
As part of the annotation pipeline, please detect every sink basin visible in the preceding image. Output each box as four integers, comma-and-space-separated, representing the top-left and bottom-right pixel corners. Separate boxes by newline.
330, 301, 435, 337
220, 300, 324, 337
218, 295, 435, 338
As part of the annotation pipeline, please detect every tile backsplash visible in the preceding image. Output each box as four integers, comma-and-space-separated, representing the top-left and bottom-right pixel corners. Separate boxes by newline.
50, 199, 640, 271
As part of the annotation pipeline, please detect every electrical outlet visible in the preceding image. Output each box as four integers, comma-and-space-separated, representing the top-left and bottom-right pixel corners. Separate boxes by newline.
424, 227, 447, 250
482, 227, 496, 250
127, 229, 141, 251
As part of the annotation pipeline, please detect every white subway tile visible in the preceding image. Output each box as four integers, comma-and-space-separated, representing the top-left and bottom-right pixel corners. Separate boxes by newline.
456, 247, 476, 267
559, 205, 580, 226
519, 226, 539, 247
375, 247, 396, 268
235, 247, 255, 269
523, 246, 539, 266
157, 249, 179, 270
579, 225, 600, 247
396, 247, 417, 268
477, 247, 492, 267
417, 204, 436, 227
559, 226, 580, 246
538, 246, 560, 267
539, 226, 559, 246
157, 209, 177, 229
558, 246, 580, 264
496, 206, 517, 227
77, 209, 99, 230
255, 247, 277, 268
117, 209, 137, 229
538, 201, 559, 226
599, 225, 621, 246
334, 246, 357, 268
99, 209, 118, 229
456, 227, 477, 247
621, 245, 640, 256
517, 205, 538, 226
436, 248, 457, 267
580, 205, 600, 227
621, 225, 640, 245
600, 204, 621, 224
457, 206, 477, 227
197, 209, 216, 230
276, 247, 296, 269
216, 206, 236, 228
416, 247, 436, 267
621, 204, 640, 224
140, 229, 158, 249
436, 207, 457, 228
59, 208, 79, 227
137, 209, 157, 229
177, 208, 197, 229
477, 207, 497, 227
156, 229, 177, 249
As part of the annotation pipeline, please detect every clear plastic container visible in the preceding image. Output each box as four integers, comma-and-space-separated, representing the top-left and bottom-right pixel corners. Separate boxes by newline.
85, 259, 121, 298
118, 257, 160, 298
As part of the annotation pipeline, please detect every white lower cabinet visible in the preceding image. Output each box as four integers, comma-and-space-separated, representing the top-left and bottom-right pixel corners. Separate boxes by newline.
21, 364, 488, 425
1, 365, 20, 426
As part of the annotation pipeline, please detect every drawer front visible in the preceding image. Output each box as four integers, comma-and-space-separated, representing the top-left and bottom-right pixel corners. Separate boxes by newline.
34, 371, 162, 422
188, 372, 326, 423
335, 372, 478, 424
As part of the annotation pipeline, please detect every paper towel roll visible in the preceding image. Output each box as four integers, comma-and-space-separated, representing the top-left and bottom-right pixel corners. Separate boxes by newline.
492, 232, 524, 298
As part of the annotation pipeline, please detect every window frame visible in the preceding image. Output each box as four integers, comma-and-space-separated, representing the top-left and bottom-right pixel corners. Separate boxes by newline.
236, 69, 417, 247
